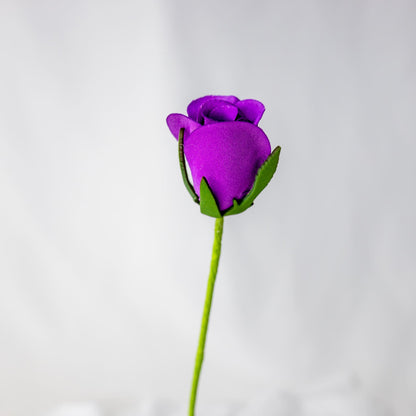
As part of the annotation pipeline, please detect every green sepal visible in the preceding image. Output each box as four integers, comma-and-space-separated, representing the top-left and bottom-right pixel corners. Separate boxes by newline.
178, 128, 199, 203
224, 145, 281, 216
200, 177, 222, 218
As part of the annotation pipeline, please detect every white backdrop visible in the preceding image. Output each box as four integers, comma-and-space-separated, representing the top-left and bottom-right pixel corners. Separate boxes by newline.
0, 1, 415, 415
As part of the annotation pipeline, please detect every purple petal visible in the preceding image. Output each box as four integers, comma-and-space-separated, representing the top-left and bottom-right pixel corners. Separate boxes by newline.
166, 113, 201, 140
184, 122, 271, 211
237, 99, 265, 125
187, 95, 239, 121
200, 100, 238, 124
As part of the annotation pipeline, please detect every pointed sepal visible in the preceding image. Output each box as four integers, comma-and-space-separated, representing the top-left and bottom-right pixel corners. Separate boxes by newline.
178, 128, 199, 203
224, 145, 281, 216
200, 177, 222, 218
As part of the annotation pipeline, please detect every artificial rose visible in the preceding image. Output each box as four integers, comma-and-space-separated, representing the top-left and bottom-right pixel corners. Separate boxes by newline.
167, 95, 277, 214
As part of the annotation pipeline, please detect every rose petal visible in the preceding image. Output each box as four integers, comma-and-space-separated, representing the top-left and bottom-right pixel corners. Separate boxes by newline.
237, 99, 265, 125
187, 95, 239, 121
200, 100, 238, 124
184, 122, 271, 211
166, 113, 201, 140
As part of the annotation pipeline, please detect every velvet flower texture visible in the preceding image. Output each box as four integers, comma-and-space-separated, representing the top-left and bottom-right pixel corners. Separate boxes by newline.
167, 95, 281, 217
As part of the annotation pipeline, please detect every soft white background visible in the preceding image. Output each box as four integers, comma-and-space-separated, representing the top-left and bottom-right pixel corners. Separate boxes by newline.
0, 0, 415, 415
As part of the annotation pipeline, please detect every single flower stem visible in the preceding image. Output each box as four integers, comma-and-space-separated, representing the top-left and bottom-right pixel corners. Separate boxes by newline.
189, 216, 224, 416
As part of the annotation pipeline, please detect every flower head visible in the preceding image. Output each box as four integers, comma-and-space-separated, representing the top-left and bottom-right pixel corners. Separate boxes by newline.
167, 95, 280, 217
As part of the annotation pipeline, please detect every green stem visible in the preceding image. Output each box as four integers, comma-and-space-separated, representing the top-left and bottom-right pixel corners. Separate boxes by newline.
188, 216, 224, 416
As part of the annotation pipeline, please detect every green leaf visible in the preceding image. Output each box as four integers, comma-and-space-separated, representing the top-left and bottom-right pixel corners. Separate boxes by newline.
224, 145, 281, 216
178, 128, 199, 203
200, 177, 222, 218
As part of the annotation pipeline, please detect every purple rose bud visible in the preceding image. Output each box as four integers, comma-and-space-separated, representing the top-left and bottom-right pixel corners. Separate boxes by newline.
167, 95, 274, 213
